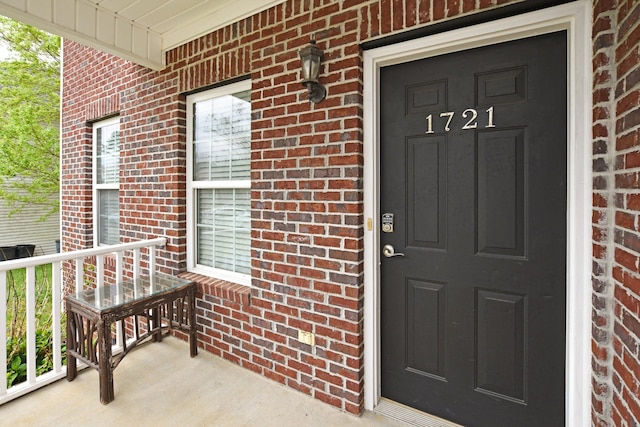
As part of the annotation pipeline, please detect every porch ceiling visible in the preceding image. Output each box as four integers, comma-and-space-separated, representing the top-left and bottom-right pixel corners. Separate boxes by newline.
0, 0, 286, 70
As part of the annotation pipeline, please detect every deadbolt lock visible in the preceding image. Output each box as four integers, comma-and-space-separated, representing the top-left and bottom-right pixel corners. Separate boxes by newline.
382, 213, 394, 233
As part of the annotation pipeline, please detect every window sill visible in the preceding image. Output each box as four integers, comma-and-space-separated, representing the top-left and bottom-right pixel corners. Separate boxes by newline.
178, 271, 251, 306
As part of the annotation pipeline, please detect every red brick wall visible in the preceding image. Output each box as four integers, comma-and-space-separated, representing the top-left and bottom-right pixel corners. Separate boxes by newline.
61, 0, 640, 421
591, 0, 640, 425
610, 0, 640, 424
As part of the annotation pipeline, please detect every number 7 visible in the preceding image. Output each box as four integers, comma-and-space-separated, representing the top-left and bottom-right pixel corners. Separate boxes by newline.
440, 112, 454, 132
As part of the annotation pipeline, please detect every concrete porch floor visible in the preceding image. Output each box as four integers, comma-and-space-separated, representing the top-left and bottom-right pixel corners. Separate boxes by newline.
0, 337, 409, 427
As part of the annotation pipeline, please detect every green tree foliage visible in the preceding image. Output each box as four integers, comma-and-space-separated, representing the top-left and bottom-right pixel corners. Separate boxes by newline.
0, 17, 60, 220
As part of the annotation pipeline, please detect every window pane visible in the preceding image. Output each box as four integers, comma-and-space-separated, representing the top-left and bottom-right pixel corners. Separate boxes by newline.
196, 188, 250, 275
99, 189, 119, 245
97, 123, 119, 185
193, 90, 250, 182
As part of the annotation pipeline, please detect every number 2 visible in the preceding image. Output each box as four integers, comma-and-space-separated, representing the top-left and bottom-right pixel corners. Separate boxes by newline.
461, 109, 478, 129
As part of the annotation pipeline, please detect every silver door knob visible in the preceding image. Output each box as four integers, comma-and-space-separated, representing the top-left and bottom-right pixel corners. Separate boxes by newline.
383, 244, 405, 258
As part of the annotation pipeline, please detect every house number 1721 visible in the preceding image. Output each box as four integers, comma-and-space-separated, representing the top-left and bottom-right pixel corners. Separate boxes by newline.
425, 107, 495, 133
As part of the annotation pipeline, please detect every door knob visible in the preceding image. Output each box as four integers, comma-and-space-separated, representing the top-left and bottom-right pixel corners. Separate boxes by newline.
383, 244, 405, 258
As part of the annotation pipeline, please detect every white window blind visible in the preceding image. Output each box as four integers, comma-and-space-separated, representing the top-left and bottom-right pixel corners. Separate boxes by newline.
93, 117, 120, 246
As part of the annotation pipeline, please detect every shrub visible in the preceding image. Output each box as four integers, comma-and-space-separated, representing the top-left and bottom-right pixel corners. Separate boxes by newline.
6, 329, 66, 387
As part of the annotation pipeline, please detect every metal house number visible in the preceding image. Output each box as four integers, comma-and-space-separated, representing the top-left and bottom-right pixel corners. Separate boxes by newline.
425, 106, 495, 133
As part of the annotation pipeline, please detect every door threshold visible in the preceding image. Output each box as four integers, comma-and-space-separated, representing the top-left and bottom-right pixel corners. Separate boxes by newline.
375, 399, 464, 427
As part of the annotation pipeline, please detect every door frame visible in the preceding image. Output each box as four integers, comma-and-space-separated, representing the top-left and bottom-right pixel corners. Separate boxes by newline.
362, 2, 592, 426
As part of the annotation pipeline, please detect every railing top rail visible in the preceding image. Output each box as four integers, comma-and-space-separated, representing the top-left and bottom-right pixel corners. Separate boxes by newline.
0, 238, 167, 271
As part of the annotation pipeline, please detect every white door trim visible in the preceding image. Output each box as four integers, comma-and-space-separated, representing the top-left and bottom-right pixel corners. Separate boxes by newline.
362, 2, 592, 426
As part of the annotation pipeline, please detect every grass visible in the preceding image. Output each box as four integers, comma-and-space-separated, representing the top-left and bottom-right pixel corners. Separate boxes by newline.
4, 264, 66, 388
6, 265, 53, 337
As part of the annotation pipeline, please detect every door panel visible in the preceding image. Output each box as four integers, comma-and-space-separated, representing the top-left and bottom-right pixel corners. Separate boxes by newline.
407, 279, 447, 378
380, 32, 567, 427
475, 289, 526, 402
476, 128, 525, 256
407, 135, 447, 249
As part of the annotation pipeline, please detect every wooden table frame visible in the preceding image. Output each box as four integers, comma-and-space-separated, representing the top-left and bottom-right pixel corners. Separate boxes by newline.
65, 276, 197, 404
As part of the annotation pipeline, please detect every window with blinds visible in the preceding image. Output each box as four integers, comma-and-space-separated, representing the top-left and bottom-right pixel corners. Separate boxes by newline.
187, 81, 251, 284
93, 117, 120, 246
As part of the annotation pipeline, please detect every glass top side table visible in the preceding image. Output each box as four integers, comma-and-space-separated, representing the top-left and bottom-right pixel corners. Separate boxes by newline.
65, 274, 198, 404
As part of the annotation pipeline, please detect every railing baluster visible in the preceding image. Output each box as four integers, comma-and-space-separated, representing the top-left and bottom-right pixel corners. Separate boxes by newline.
52, 261, 62, 374
26, 266, 36, 384
95, 255, 104, 307
132, 248, 140, 281
149, 245, 156, 276
114, 251, 123, 349
96, 254, 104, 288
0, 271, 7, 397
115, 250, 123, 285
75, 258, 83, 297
149, 246, 156, 293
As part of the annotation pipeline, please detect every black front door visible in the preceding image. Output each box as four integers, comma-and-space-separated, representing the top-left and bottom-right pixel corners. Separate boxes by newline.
380, 32, 567, 427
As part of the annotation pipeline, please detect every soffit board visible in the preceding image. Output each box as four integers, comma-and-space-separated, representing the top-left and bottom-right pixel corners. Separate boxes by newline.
0, 0, 285, 70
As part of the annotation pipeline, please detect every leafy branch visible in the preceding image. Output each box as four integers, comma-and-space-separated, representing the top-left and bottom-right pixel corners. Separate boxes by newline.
0, 17, 60, 220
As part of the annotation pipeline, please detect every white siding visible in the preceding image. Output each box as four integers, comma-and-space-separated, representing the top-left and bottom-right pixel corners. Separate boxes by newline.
0, 186, 59, 256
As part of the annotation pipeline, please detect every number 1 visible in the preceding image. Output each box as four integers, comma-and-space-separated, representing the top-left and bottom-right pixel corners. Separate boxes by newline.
486, 106, 496, 128
425, 114, 434, 134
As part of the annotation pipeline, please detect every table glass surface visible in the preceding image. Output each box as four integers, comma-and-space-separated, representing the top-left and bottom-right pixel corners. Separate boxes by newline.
68, 274, 193, 310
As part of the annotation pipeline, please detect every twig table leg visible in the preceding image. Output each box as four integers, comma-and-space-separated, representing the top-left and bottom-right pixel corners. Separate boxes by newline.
98, 319, 114, 404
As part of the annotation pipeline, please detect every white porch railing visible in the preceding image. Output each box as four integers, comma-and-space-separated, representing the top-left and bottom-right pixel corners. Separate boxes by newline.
0, 237, 166, 405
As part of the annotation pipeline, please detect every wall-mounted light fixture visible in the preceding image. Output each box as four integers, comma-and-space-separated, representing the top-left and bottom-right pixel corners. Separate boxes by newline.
299, 40, 326, 104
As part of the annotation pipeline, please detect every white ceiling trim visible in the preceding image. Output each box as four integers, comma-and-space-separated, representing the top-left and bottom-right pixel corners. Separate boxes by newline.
0, 0, 164, 69
162, 0, 285, 51
0, 0, 286, 70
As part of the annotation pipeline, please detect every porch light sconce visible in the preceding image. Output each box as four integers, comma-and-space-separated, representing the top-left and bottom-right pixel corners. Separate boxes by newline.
299, 40, 326, 104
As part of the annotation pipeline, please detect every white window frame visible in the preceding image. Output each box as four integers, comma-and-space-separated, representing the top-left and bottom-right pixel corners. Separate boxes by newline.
186, 80, 251, 286
92, 116, 120, 246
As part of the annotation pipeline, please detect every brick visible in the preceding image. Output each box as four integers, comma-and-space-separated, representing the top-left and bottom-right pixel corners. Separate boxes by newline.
287, 358, 313, 375
622, 310, 640, 341
316, 369, 344, 387
592, 339, 609, 362
314, 390, 342, 409
274, 363, 298, 380
616, 286, 640, 318
625, 150, 640, 169
287, 379, 312, 395
623, 351, 640, 387
616, 247, 639, 271
623, 387, 640, 423
264, 369, 287, 385
614, 321, 638, 354
616, 211, 636, 230
617, 229, 640, 254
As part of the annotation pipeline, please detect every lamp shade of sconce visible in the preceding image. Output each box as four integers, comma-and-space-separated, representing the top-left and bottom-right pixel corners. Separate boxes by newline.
299, 40, 326, 103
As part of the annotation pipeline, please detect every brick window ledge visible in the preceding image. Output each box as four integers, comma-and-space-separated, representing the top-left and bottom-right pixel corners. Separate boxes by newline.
178, 271, 251, 306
